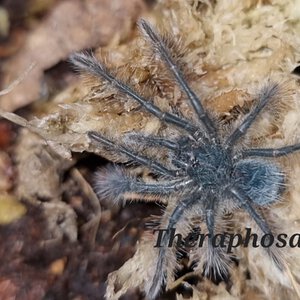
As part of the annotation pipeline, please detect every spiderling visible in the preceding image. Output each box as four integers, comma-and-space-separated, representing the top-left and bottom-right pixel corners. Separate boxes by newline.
70, 19, 300, 299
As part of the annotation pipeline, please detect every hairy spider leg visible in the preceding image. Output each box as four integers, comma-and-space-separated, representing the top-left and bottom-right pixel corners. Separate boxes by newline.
125, 133, 179, 151
205, 196, 217, 237
203, 196, 231, 279
149, 196, 198, 299
139, 20, 217, 140
70, 53, 199, 135
228, 187, 272, 235
226, 82, 280, 147
229, 186, 284, 271
96, 166, 192, 200
88, 131, 177, 177
124, 133, 194, 174
242, 143, 300, 158
123, 179, 193, 195
127, 133, 208, 169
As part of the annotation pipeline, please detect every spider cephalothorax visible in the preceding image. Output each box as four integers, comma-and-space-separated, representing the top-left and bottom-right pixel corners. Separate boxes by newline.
71, 20, 300, 299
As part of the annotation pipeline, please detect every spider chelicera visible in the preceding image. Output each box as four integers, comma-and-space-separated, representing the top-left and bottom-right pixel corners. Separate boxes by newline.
71, 20, 300, 299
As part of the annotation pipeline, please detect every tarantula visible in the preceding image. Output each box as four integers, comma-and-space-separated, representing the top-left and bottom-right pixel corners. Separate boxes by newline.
71, 20, 300, 299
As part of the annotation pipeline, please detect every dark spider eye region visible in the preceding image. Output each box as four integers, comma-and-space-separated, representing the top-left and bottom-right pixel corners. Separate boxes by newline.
186, 144, 232, 188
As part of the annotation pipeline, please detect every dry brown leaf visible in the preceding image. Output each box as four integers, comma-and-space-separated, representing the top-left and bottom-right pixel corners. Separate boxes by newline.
0, 0, 145, 111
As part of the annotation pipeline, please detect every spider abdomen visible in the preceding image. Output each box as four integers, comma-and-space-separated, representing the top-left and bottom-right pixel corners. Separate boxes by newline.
233, 159, 285, 205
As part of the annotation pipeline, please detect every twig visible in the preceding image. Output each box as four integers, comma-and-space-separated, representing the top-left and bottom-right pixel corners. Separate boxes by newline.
71, 168, 101, 248
0, 62, 36, 97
